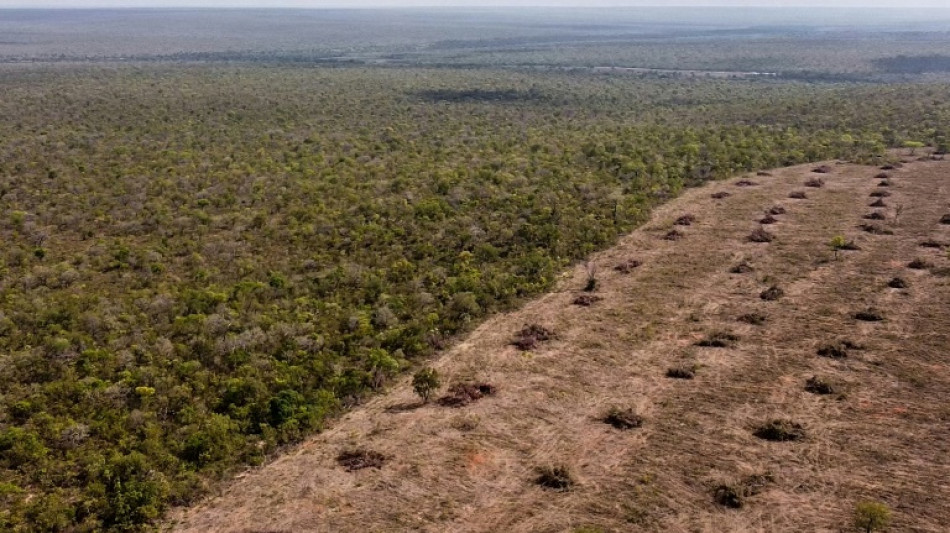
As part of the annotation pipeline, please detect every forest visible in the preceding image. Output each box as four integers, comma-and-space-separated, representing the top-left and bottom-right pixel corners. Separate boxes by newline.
0, 7, 949, 532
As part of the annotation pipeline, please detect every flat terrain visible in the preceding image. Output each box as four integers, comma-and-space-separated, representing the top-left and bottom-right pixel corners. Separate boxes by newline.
173, 157, 950, 532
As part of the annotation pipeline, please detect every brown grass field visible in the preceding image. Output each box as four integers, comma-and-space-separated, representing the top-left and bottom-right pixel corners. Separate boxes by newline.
169, 156, 950, 532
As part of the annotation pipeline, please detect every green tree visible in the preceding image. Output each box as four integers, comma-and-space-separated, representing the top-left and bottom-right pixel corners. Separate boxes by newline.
854, 501, 891, 532
412, 368, 441, 403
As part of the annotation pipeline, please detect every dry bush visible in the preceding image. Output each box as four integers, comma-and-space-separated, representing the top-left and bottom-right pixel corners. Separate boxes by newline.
664, 229, 685, 241
874, 172, 890, 179
881, 163, 902, 170
730, 261, 754, 274
940, 214, 950, 225
535, 465, 575, 491
674, 214, 697, 226
888, 277, 909, 289
919, 239, 945, 249
756, 171, 773, 177
614, 259, 642, 274
573, 294, 602, 307
438, 382, 497, 408
748, 227, 775, 243
760, 285, 784, 301
711, 191, 731, 199
753, 419, 805, 442
869, 198, 887, 208
696, 331, 739, 348
804, 177, 825, 188
767, 205, 786, 215
805, 376, 835, 395
877, 179, 892, 187
812, 165, 833, 173
788, 191, 808, 199
860, 224, 893, 235
908, 258, 932, 270
759, 214, 778, 225
713, 473, 774, 509
869, 190, 891, 197
337, 449, 387, 471
735, 180, 758, 187
853, 308, 885, 322
737, 312, 767, 325
817, 342, 848, 359
864, 212, 886, 220
512, 324, 557, 350
666, 366, 696, 379
602, 407, 644, 430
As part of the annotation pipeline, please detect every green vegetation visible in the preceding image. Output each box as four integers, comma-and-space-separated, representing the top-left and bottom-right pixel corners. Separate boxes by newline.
0, 63, 947, 531
854, 501, 892, 532
412, 368, 441, 403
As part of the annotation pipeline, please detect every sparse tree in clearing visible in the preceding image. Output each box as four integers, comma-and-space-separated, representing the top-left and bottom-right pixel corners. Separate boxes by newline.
853, 501, 891, 532
583, 261, 598, 292
830, 235, 848, 260
902, 140, 925, 155
412, 368, 441, 403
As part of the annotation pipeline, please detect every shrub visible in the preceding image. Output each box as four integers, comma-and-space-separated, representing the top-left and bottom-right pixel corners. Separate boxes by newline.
573, 294, 602, 307
535, 465, 575, 491
438, 382, 496, 408
748, 227, 774, 243
888, 277, 909, 289
737, 312, 767, 325
908, 258, 932, 270
674, 214, 696, 226
511, 324, 557, 351
853, 308, 885, 322
789, 191, 808, 199
735, 180, 757, 187
869, 190, 890, 197
730, 261, 754, 273
804, 177, 825, 187
812, 165, 833, 173
713, 473, 773, 509
860, 224, 892, 235
583, 262, 598, 292
696, 331, 739, 348
614, 259, 642, 274
757, 171, 773, 177
940, 214, 950, 225
863, 212, 886, 220
805, 376, 835, 395
877, 179, 892, 187
759, 214, 778, 225
337, 449, 387, 471
767, 205, 786, 215
869, 198, 887, 207
666, 366, 696, 379
817, 342, 849, 359
412, 368, 441, 403
874, 172, 890, 179
711, 191, 731, 199
920, 239, 944, 249
602, 407, 644, 430
760, 285, 784, 301
664, 229, 685, 241
753, 419, 805, 441
854, 501, 892, 533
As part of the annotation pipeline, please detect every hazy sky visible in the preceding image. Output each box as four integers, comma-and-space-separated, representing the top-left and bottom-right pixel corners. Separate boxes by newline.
2, 1, 948, 8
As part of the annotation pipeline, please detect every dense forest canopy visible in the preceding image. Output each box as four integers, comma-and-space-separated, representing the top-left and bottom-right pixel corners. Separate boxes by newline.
0, 7, 949, 532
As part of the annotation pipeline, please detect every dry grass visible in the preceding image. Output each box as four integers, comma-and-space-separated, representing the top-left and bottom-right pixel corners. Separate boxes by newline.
170, 158, 950, 533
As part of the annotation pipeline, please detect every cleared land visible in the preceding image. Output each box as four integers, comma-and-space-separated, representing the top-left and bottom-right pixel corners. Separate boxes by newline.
173, 157, 950, 532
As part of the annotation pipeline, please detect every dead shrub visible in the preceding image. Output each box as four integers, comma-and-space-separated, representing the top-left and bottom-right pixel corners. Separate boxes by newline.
920, 239, 945, 249
438, 382, 497, 408
535, 465, 575, 491
736, 180, 758, 187
664, 229, 685, 241
713, 473, 774, 509
874, 172, 890, 179
877, 179, 892, 187
737, 312, 767, 325
860, 224, 893, 235
512, 324, 557, 351
760, 285, 784, 301
666, 366, 696, 379
753, 419, 805, 442
817, 342, 848, 359
614, 259, 642, 273
853, 308, 885, 322
337, 449, 387, 471
748, 227, 774, 243
756, 171, 773, 177
869, 198, 887, 207
940, 214, 950, 225
908, 258, 932, 270
730, 261, 754, 274
839, 240, 861, 251
767, 205, 786, 215
573, 294, 602, 307
759, 214, 778, 225
602, 407, 644, 430
804, 177, 825, 188
881, 163, 902, 170
812, 165, 833, 174
674, 214, 696, 226
864, 212, 886, 220
711, 191, 731, 199
888, 277, 909, 289
788, 191, 808, 199
696, 331, 739, 348
869, 190, 891, 198
805, 376, 835, 395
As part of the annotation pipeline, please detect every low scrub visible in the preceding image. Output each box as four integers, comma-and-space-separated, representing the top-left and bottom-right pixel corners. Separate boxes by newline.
869, 198, 887, 207
737, 312, 767, 325
614, 259, 642, 274
863, 212, 886, 220
666, 366, 696, 379
735, 179, 758, 187
674, 214, 696, 226
888, 277, 909, 289
812, 165, 833, 173
337, 449, 387, 472
760, 285, 784, 301
860, 223, 893, 235
713, 473, 774, 509
602, 407, 644, 430
664, 229, 685, 241
908, 258, 932, 270
759, 214, 778, 225
512, 324, 557, 351
805, 376, 835, 395
711, 191, 731, 199
748, 227, 775, 243
730, 261, 754, 274
439, 382, 497, 408
573, 294, 602, 307
696, 331, 739, 348
804, 177, 825, 188
788, 191, 808, 199
535, 465, 575, 491
753, 419, 805, 442
869, 190, 890, 197
767, 205, 786, 215
853, 308, 885, 322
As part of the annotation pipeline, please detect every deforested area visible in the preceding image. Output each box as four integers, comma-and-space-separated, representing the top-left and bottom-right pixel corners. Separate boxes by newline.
0, 6, 949, 532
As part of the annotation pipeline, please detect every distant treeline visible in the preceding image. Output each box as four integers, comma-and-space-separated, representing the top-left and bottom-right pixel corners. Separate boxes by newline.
873, 54, 950, 74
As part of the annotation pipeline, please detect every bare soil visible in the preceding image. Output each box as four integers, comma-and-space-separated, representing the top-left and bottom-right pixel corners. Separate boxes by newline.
170, 158, 950, 533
